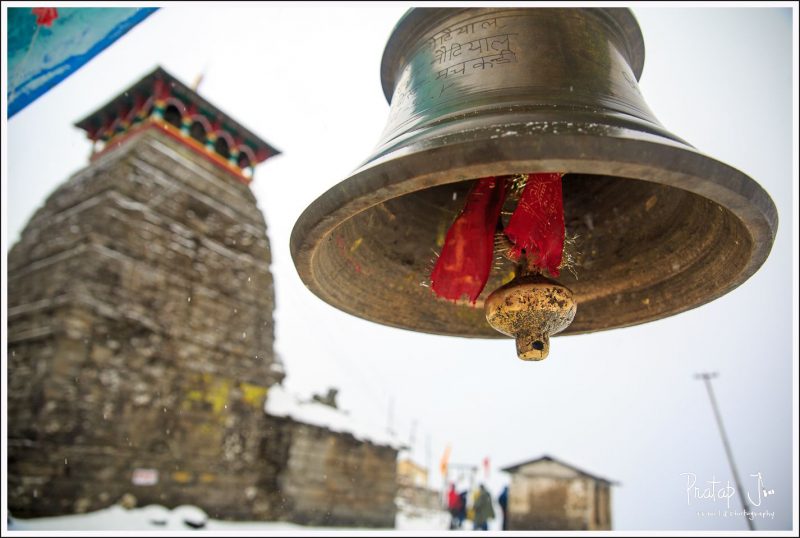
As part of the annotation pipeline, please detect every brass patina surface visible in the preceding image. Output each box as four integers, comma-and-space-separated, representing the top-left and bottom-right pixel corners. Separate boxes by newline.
290, 8, 778, 343
485, 274, 577, 360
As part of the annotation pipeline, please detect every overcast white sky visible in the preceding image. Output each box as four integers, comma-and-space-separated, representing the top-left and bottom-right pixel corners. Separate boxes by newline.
3, 4, 798, 532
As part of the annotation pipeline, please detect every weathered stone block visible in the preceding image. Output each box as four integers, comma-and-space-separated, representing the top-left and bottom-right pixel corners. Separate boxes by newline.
8, 128, 282, 520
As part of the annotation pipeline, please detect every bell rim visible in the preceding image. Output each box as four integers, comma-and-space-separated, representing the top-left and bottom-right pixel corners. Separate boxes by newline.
290, 130, 778, 339
380, 7, 646, 104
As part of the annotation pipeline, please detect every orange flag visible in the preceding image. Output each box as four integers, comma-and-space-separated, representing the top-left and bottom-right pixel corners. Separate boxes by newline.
440, 444, 452, 476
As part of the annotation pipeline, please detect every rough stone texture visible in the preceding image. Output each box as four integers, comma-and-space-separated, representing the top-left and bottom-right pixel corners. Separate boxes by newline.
507, 459, 612, 530
7, 128, 285, 520
272, 418, 399, 528
8, 126, 401, 528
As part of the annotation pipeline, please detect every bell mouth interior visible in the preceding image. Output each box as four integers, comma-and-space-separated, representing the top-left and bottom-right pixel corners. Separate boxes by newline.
309, 173, 755, 337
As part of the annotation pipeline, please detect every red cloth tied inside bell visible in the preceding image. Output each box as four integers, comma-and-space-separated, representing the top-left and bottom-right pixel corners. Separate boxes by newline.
504, 173, 564, 277
430, 177, 508, 304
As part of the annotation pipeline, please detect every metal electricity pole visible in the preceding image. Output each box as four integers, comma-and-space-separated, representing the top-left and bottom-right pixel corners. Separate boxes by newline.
694, 372, 755, 531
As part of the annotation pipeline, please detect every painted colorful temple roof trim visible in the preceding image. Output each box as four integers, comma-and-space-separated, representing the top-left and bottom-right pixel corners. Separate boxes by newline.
75, 66, 280, 183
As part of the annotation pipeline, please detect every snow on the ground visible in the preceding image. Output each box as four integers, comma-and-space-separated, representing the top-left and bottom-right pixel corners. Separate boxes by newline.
395, 505, 452, 531
7, 503, 453, 532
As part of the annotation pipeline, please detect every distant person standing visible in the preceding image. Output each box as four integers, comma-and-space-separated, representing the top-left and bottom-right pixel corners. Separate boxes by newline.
472, 484, 495, 531
457, 489, 468, 528
498, 485, 509, 530
447, 482, 461, 529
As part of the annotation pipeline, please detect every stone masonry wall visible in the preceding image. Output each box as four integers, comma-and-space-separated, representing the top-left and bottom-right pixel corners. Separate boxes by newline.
274, 419, 398, 528
508, 474, 610, 530
7, 128, 284, 520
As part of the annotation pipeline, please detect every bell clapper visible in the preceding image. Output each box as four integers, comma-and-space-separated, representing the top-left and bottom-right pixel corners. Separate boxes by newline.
484, 255, 577, 361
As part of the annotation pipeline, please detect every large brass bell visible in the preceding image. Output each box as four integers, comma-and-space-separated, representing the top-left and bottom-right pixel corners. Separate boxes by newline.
291, 8, 777, 360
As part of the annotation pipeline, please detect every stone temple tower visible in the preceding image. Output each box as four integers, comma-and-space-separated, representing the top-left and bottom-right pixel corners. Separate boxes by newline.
7, 67, 284, 519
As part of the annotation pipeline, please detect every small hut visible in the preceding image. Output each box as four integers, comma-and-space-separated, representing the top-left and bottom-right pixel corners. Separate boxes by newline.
500, 455, 615, 530
264, 385, 403, 528
396, 458, 439, 511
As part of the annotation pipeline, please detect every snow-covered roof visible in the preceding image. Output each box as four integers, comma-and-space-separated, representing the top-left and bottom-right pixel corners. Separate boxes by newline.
264, 384, 405, 450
